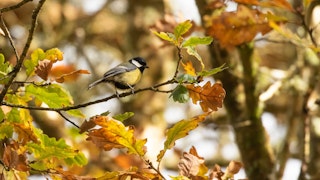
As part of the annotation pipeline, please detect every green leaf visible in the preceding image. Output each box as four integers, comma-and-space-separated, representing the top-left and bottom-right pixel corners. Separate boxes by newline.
113, 112, 134, 122
26, 84, 73, 108
185, 46, 205, 69
176, 74, 197, 83
157, 113, 208, 162
66, 109, 85, 118
174, 20, 192, 39
23, 48, 63, 77
27, 133, 87, 167
24, 48, 45, 76
197, 63, 228, 77
7, 108, 22, 123
171, 85, 189, 103
25, 84, 84, 117
0, 122, 13, 140
304, 47, 320, 66
151, 30, 175, 43
0, 54, 13, 84
182, 36, 213, 47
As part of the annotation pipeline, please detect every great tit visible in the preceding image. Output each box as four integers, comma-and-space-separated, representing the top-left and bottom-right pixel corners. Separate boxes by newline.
88, 57, 148, 93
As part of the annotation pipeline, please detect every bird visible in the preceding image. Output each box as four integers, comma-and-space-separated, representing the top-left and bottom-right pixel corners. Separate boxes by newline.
88, 57, 148, 95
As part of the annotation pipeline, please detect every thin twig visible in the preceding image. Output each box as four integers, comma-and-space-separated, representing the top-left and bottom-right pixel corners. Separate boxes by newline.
144, 159, 166, 180
173, 46, 183, 78
2, 78, 178, 112
0, 0, 46, 103
0, 15, 19, 60
57, 111, 80, 128
0, 0, 33, 13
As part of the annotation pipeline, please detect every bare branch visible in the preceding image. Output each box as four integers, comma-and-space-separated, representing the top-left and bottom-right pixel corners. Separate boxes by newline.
0, 0, 46, 103
0, 15, 19, 60
2, 78, 177, 112
57, 111, 80, 128
0, 0, 33, 13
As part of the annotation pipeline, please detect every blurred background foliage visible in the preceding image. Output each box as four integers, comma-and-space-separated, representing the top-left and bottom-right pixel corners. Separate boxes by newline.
1, 0, 320, 179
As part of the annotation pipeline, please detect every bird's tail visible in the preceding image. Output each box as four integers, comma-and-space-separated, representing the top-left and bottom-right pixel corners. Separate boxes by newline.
88, 78, 104, 90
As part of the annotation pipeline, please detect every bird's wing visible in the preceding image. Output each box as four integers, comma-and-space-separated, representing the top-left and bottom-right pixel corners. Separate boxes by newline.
103, 62, 136, 79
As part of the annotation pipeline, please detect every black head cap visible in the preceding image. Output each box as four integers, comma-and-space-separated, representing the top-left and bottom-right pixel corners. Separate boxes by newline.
132, 57, 148, 67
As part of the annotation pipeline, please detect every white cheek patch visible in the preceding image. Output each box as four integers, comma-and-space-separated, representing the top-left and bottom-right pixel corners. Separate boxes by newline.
131, 59, 143, 67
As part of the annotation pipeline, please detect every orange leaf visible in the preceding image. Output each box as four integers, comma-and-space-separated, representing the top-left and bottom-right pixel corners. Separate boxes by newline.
181, 61, 196, 76
87, 116, 146, 156
13, 123, 38, 144
233, 0, 259, 5
187, 82, 225, 112
3, 141, 29, 171
35, 59, 53, 80
260, 0, 294, 12
55, 69, 90, 83
207, 5, 272, 49
49, 64, 90, 83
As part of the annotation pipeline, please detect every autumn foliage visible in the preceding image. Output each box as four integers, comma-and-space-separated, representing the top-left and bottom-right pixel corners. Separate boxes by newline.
1, 0, 317, 179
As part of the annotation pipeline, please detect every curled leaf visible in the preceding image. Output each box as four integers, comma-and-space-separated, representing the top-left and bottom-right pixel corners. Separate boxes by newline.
178, 146, 208, 177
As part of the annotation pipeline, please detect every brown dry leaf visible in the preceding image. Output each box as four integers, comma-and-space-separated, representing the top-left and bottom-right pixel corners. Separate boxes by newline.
55, 167, 95, 180
206, 0, 226, 10
178, 152, 205, 177
187, 82, 226, 112
233, 0, 259, 5
221, 161, 243, 179
209, 164, 224, 180
150, 13, 178, 34
207, 5, 272, 49
178, 146, 208, 178
182, 61, 196, 76
79, 118, 96, 134
2, 142, 29, 171
35, 59, 53, 80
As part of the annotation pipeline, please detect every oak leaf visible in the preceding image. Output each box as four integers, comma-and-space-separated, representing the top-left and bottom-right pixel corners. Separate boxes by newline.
87, 116, 147, 156
35, 59, 53, 80
3, 142, 29, 171
178, 146, 208, 178
187, 82, 226, 112
157, 113, 209, 162
207, 5, 272, 49
50, 64, 90, 83
181, 61, 196, 76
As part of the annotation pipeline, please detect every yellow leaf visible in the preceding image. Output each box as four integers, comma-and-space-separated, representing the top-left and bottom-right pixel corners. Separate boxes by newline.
181, 61, 196, 76
187, 82, 225, 112
87, 116, 146, 156
157, 113, 209, 162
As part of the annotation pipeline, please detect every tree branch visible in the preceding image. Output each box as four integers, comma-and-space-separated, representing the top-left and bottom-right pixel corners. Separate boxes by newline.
0, 0, 33, 13
0, 0, 46, 103
0, 15, 19, 60
2, 78, 177, 112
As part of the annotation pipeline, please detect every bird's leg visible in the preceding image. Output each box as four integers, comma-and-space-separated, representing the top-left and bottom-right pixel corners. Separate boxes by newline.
127, 84, 135, 94
115, 87, 120, 98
